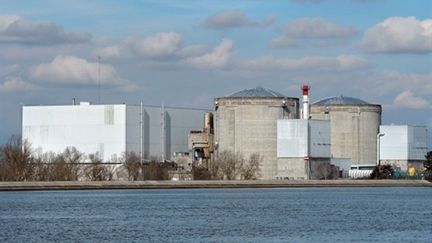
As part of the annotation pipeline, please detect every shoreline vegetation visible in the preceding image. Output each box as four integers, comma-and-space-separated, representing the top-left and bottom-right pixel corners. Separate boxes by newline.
0, 180, 431, 191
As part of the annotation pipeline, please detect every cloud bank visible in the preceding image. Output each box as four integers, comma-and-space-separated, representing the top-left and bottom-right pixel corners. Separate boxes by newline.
242, 55, 368, 72
30, 55, 135, 91
0, 14, 92, 45
186, 39, 233, 69
393, 90, 431, 109
0, 77, 36, 92
272, 18, 356, 47
204, 11, 275, 29
360, 17, 432, 54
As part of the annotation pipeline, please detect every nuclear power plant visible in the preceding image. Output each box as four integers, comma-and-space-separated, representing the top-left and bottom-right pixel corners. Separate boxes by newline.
21, 85, 430, 180
310, 96, 382, 165
213, 86, 299, 179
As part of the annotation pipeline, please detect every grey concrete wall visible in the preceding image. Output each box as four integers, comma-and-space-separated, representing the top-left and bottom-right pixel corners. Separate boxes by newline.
214, 97, 299, 179
310, 105, 381, 164
126, 105, 207, 160
277, 158, 333, 180
277, 158, 307, 180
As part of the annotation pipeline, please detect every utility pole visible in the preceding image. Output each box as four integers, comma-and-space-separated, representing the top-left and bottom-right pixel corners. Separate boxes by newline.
98, 56, 101, 104
140, 102, 143, 162
377, 133, 385, 167
140, 101, 144, 180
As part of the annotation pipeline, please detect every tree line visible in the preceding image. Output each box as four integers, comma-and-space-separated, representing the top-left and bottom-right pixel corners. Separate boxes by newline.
0, 136, 262, 181
193, 150, 262, 180
0, 136, 174, 181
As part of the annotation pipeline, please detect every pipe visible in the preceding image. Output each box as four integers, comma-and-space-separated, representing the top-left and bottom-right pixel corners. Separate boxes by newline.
377, 133, 385, 166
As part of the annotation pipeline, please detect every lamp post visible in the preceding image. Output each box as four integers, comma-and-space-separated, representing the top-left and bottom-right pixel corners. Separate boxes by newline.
377, 133, 385, 167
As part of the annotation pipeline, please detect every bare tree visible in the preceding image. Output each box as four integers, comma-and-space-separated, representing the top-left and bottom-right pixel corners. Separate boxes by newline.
0, 135, 34, 181
32, 152, 54, 181
241, 153, 262, 180
48, 148, 82, 181
121, 151, 141, 181
214, 150, 244, 180
83, 153, 110, 181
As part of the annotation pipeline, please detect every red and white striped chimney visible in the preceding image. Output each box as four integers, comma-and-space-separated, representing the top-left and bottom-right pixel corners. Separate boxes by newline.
302, 84, 310, 120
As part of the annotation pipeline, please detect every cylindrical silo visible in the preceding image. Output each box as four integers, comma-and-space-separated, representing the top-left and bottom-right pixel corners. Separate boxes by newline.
214, 86, 299, 179
310, 96, 381, 165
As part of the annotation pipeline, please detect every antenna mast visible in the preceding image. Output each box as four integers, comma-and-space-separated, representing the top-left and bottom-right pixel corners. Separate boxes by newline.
98, 56, 101, 104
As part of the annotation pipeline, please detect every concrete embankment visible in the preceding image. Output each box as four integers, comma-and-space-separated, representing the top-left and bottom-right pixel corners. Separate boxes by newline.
0, 180, 431, 191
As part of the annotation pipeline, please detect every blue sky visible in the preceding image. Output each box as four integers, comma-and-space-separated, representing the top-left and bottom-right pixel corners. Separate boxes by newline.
0, 0, 431, 144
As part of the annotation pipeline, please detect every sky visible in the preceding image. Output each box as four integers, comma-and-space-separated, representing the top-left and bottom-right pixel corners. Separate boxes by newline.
0, 0, 431, 143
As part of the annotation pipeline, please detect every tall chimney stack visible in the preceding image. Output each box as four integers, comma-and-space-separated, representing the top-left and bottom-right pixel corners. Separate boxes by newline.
302, 85, 310, 120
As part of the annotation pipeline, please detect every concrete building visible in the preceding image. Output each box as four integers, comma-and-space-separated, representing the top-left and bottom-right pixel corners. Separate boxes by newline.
310, 96, 381, 165
214, 86, 299, 179
22, 102, 207, 162
277, 119, 332, 179
379, 125, 429, 171
188, 112, 214, 168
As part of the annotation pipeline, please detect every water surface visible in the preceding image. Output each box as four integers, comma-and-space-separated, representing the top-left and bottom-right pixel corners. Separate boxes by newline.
0, 187, 431, 242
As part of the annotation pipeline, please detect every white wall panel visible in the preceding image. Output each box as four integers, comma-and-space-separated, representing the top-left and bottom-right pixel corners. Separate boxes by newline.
277, 120, 308, 157
380, 125, 428, 160
277, 119, 330, 158
23, 104, 127, 162
379, 126, 408, 160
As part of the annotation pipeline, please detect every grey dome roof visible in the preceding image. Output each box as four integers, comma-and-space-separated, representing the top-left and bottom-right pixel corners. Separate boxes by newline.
228, 86, 286, 98
313, 96, 369, 105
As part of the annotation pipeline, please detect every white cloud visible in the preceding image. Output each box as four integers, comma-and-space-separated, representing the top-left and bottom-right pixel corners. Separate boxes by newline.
393, 90, 430, 109
0, 14, 92, 45
204, 11, 275, 29
270, 36, 299, 48
128, 32, 183, 57
186, 39, 233, 69
242, 55, 368, 72
0, 77, 36, 92
94, 32, 208, 60
0, 15, 21, 31
30, 55, 135, 91
281, 18, 356, 38
373, 71, 432, 96
271, 18, 356, 48
360, 17, 432, 54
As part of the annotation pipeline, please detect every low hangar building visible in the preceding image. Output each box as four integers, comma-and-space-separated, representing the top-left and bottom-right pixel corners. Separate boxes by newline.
22, 102, 207, 162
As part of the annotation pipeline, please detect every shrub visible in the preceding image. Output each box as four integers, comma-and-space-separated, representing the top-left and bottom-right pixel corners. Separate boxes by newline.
370, 165, 394, 179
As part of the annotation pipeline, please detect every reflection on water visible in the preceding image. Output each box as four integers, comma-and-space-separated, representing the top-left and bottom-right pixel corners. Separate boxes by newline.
0, 187, 431, 242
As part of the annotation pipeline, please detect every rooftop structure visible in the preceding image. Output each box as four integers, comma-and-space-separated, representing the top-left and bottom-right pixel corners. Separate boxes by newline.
313, 96, 369, 106
228, 86, 286, 98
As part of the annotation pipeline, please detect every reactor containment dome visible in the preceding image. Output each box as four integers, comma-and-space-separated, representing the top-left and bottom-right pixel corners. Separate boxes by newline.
214, 86, 300, 179
310, 95, 382, 165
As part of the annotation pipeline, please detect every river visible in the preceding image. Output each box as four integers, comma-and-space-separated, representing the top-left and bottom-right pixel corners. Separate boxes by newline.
0, 187, 431, 242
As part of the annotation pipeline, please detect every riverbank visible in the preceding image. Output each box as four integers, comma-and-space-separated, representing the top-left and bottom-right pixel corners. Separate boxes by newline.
0, 179, 431, 191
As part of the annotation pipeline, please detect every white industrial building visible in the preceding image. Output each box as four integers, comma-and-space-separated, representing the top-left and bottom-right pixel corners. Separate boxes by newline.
379, 125, 429, 171
277, 119, 332, 179
22, 102, 207, 162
